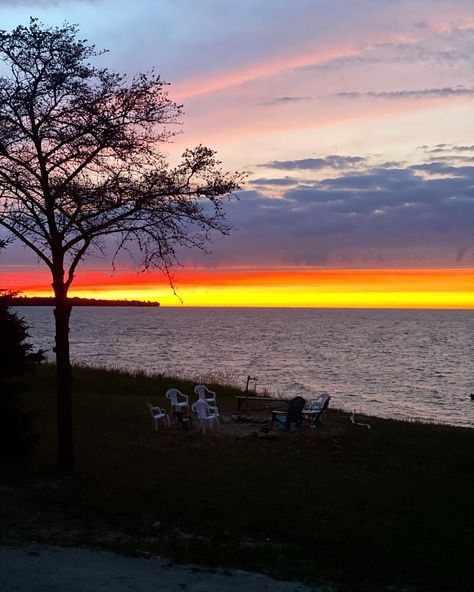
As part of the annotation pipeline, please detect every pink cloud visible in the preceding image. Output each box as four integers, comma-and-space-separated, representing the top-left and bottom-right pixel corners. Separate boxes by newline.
171, 20, 469, 103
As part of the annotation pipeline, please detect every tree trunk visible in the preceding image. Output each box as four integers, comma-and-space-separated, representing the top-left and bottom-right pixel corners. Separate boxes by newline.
53, 279, 74, 471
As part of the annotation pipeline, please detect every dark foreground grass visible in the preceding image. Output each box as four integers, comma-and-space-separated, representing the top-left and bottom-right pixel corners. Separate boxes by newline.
1, 364, 473, 591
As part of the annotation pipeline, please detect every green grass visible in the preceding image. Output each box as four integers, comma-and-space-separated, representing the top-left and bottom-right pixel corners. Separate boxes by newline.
1, 363, 473, 591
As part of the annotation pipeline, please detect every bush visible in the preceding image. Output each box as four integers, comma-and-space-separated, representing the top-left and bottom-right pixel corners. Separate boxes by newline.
0, 290, 44, 458
0, 291, 44, 375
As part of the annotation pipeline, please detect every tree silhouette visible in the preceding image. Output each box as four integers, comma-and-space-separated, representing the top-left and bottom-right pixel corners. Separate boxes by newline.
0, 19, 242, 470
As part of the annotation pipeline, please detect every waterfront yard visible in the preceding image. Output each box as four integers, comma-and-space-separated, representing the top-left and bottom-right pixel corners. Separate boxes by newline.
1, 364, 473, 591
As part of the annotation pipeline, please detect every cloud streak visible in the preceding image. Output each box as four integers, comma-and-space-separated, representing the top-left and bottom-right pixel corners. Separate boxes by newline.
261, 156, 366, 171
335, 87, 474, 100
262, 96, 312, 106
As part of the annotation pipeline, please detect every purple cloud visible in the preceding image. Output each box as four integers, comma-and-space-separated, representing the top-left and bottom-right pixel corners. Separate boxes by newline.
335, 87, 474, 100
261, 156, 366, 171
262, 96, 312, 106
180, 159, 474, 267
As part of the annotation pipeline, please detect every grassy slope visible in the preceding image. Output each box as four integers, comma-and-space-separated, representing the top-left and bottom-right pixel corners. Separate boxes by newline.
1, 364, 473, 591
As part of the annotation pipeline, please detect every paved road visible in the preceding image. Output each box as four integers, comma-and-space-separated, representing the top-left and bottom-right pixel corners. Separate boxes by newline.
0, 545, 316, 591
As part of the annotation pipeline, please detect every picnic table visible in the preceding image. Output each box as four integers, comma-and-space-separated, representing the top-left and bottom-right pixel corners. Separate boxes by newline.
236, 395, 288, 411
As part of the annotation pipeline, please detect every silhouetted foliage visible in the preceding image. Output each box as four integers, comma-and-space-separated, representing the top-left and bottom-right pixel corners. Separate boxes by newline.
0, 290, 44, 459
0, 19, 242, 469
0, 291, 45, 375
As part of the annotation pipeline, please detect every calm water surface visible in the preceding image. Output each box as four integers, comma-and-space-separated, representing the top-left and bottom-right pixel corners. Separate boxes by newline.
16, 307, 474, 428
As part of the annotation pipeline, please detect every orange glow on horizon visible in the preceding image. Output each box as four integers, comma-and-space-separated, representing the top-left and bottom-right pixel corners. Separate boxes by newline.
1, 267, 473, 309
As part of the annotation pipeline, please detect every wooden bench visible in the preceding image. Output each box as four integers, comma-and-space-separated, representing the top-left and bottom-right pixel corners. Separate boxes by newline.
236, 395, 289, 411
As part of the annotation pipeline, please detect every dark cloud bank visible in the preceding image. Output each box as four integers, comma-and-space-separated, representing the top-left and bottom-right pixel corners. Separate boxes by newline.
185, 153, 474, 267
5, 152, 472, 271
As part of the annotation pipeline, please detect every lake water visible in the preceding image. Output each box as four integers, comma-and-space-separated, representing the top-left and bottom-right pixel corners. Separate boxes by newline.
15, 306, 474, 428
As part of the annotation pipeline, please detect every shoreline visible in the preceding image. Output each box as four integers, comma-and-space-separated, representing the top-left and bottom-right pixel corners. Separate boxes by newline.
14, 307, 474, 429
37, 363, 474, 430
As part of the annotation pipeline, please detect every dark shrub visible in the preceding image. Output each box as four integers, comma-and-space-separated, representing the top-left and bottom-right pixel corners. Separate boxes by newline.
0, 291, 44, 458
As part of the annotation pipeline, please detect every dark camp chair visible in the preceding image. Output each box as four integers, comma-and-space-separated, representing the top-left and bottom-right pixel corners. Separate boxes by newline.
272, 396, 306, 430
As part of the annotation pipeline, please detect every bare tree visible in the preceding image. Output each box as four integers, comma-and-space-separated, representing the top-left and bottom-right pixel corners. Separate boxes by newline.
0, 19, 242, 470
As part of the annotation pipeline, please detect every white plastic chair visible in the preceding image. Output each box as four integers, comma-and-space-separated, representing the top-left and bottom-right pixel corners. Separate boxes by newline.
165, 388, 190, 414
306, 392, 331, 423
146, 402, 170, 431
191, 398, 220, 434
194, 384, 217, 405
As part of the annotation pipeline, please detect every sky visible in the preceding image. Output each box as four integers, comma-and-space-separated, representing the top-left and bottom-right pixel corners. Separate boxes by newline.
0, 0, 473, 307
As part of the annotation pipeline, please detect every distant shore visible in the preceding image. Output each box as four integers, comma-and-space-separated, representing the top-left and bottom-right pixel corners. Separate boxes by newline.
13, 296, 160, 307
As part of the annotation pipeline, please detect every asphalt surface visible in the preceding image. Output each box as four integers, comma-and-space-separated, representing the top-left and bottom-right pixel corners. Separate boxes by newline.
0, 545, 316, 591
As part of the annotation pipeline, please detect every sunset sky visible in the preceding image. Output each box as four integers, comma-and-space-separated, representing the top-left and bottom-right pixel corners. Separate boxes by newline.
0, 0, 473, 307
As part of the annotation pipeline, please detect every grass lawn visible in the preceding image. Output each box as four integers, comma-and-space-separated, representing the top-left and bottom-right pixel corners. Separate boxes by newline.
1, 364, 473, 591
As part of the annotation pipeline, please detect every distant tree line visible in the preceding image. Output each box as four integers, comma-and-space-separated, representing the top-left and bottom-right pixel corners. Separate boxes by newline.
13, 296, 160, 307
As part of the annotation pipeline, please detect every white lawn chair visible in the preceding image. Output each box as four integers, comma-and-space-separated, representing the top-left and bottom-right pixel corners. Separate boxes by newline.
194, 384, 217, 405
306, 392, 331, 425
146, 402, 170, 431
191, 398, 220, 434
165, 388, 190, 414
